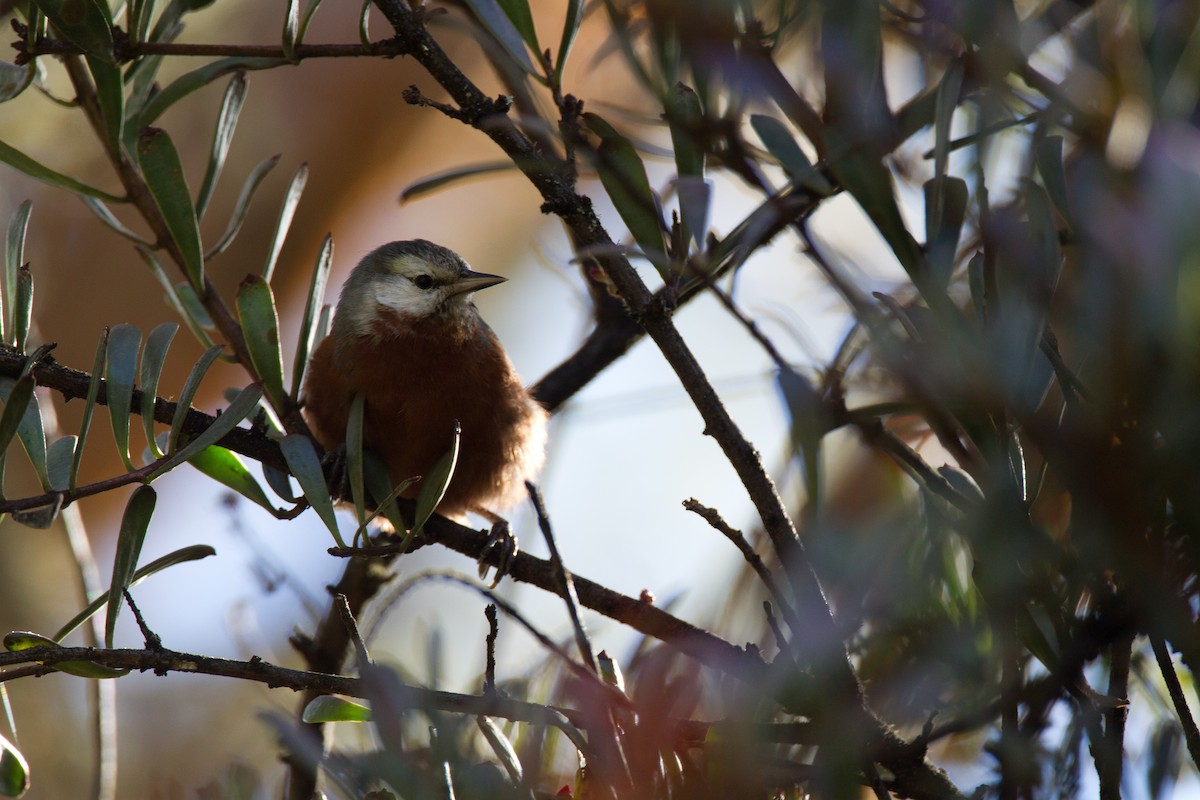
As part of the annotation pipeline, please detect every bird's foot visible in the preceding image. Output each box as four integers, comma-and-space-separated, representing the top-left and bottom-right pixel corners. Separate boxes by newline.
320, 443, 351, 502
477, 516, 519, 588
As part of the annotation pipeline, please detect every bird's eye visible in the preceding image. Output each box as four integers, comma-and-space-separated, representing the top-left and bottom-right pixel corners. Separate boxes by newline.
413, 274, 436, 290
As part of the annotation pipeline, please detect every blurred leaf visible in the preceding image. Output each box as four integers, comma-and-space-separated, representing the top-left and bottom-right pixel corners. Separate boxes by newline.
53, 545, 216, 642
205, 154, 280, 259
79, 196, 153, 246
497, 0, 539, 54
295, 0, 327, 45
584, 112, 667, 267
263, 463, 299, 503
105, 323, 141, 472
282, 0, 298, 61
476, 716, 524, 784
400, 161, 516, 202
13, 266, 30, 355
128, 0, 157, 43
86, 56, 124, 151
0, 140, 123, 201
11, 496, 60, 529
750, 114, 832, 194
666, 83, 705, 178
167, 344, 223, 452
412, 422, 460, 535
135, 247, 216, 349
4, 200, 31, 347
46, 435, 75, 492
462, 0, 538, 75
675, 175, 711, 251
139, 322, 178, 458
261, 163, 307, 282
1148, 722, 1181, 800
358, 0, 371, 46
71, 329, 107, 490
139, 57, 287, 128
555, 0, 584, 77
346, 393, 367, 533
32, 0, 115, 63
0, 374, 33, 482
923, 176, 968, 288
279, 434, 344, 547
150, 384, 262, 479
106, 485, 156, 647
291, 234, 332, 397
302, 695, 371, 723
0, 731, 28, 797
363, 449, 408, 535
137, 128, 204, 291
1035, 135, 1071, 225
236, 275, 286, 410
0, 61, 35, 102
188, 446, 277, 513
932, 61, 964, 181
196, 72, 248, 221
967, 250, 986, 322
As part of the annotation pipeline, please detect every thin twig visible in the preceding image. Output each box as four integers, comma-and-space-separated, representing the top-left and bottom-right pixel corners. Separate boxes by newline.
1150, 635, 1200, 772
483, 604, 498, 695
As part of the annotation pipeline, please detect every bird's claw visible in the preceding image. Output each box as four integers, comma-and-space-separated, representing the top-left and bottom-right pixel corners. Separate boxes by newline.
477, 519, 518, 588
320, 443, 351, 502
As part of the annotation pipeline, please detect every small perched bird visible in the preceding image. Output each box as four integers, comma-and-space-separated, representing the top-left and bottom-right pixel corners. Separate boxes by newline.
302, 240, 547, 526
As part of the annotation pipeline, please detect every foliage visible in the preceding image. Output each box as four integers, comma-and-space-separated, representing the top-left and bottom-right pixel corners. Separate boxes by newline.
0, 0, 1198, 799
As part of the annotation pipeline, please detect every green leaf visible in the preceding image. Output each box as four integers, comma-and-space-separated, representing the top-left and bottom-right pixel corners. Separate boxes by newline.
462, 0, 538, 74
0, 731, 29, 797
923, 176, 968, 288
0, 374, 33, 478
139, 322, 178, 458
4, 200, 31, 347
0, 140, 123, 202
79, 196, 153, 246
4, 631, 129, 678
1035, 135, 1071, 225
128, 0, 158, 44
205, 154, 280, 259
0, 375, 49, 493
496, 0, 539, 55
279, 434, 344, 547
301, 695, 371, 723
236, 275, 286, 410
188, 446, 277, 513
196, 72, 248, 221
135, 247, 216, 349
476, 715, 524, 783
291, 235, 332, 397
150, 384, 262, 479
46, 435, 76, 492
295, 0, 327, 46
400, 161, 516, 202
137, 128, 204, 291
86, 55, 124, 151
412, 422, 460, 535
555, 0, 585, 78
674, 175, 711, 252
13, 266, 30, 355
362, 449, 408, 535
167, 344, 223, 453
0, 61, 35, 102
53, 544, 216, 642
106, 485, 156, 647
105, 323, 141, 472
261, 163, 307, 282
666, 83, 704, 179
750, 114, 832, 194
932, 61, 964, 181
358, 0, 372, 46
282, 0, 299, 62
138, 57, 288, 129
32, 0, 115, 63
346, 393, 367, 533
71, 329, 107, 490
263, 463, 299, 503
584, 112, 667, 267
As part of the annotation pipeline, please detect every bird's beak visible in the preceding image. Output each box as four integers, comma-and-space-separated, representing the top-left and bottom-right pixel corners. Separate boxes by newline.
449, 270, 507, 296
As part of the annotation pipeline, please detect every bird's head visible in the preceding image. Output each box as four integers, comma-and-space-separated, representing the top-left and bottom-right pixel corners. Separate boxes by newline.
331, 240, 506, 338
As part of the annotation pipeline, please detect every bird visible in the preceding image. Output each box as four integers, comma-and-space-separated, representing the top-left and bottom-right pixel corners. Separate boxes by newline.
301, 239, 548, 540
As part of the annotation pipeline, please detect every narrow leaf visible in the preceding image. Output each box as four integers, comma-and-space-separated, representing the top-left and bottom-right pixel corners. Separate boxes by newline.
0, 375, 34, 470
750, 114, 832, 194
0, 140, 123, 202
584, 112, 667, 266
412, 423, 460, 535
0, 375, 49, 492
1035, 135, 1071, 225
13, 266, 30, 355
53, 544, 216, 642
263, 463, 300, 503
932, 61, 964, 182
358, 0, 372, 46
346, 393, 367, 533
461, 0, 537, 74
4, 201, 31, 346
666, 83, 704, 179
282, 0, 299, 62
196, 72, 248, 221
150, 384, 263, 479
0, 61, 35, 102
105, 323, 141, 471
138, 128, 204, 291
135, 247, 216, 349
0, 731, 29, 797
496, 0, 539, 54
279, 434, 344, 547
363, 449, 408, 534
400, 162, 516, 202
79, 196, 153, 246
476, 715, 524, 783
555, 0, 585, 78
302, 695, 371, 723
106, 485, 156, 647
71, 329, 107, 490
139, 322, 178, 458
32, 0, 115, 62
167, 344, 223, 453
923, 176, 968, 288
205, 154, 280, 259
291, 235, 332, 396
262, 163, 307, 282
188, 446, 277, 513
46, 435, 76, 492
86, 56, 124, 151
2, 632, 128, 678
296, 0, 328, 46
236, 275, 286, 410
138, 57, 287, 129
828, 147, 925, 283
675, 175, 711, 251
